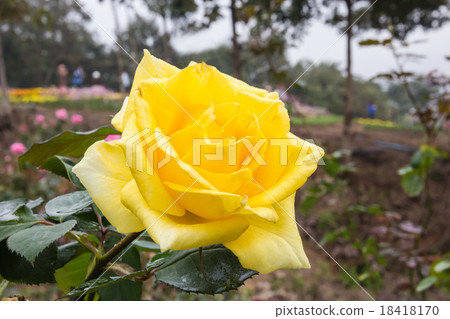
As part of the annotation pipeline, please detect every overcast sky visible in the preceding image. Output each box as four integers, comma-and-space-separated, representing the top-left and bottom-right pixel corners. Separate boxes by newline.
82, 0, 450, 80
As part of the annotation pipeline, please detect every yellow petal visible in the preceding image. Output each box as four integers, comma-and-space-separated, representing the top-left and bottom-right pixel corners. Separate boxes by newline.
120, 180, 249, 250
163, 181, 247, 219
131, 168, 185, 217
112, 50, 179, 132
236, 91, 290, 138
224, 194, 309, 274
192, 166, 260, 197
72, 141, 144, 233
250, 133, 324, 207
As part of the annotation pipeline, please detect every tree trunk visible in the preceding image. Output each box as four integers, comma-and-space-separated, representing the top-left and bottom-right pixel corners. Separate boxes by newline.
230, 0, 242, 79
162, 11, 172, 63
343, 0, 353, 137
111, 0, 126, 93
0, 30, 12, 132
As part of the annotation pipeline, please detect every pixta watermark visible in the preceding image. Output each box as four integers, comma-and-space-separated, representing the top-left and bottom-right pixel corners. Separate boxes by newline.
124, 128, 324, 175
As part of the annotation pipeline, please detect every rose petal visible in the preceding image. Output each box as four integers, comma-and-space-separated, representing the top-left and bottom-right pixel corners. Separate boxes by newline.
224, 194, 309, 274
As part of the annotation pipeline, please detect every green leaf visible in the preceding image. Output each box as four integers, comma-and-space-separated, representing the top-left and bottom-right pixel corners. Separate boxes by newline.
371, 73, 394, 80
19, 126, 119, 168
45, 191, 93, 220
0, 241, 57, 284
358, 39, 380, 46
134, 240, 161, 252
98, 238, 142, 301
55, 253, 92, 293
0, 199, 27, 222
62, 244, 144, 300
0, 222, 38, 242
67, 211, 100, 232
434, 260, 450, 273
398, 165, 414, 176
7, 220, 77, 264
60, 270, 147, 299
416, 276, 437, 292
0, 202, 41, 225
98, 276, 142, 301
155, 245, 258, 294
26, 197, 44, 209
41, 156, 84, 189
401, 173, 424, 197
56, 242, 82, 268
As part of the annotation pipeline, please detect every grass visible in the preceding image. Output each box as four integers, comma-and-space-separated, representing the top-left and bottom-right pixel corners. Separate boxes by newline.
291, 115, 425, 132
290, 115, 343, 126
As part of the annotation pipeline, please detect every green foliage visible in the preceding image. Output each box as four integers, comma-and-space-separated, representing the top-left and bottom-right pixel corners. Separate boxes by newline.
97, 237, 142, 301
19, 126, 119, 168
55, 252, 92, 293
290, 115, 343, 126
417, 256, 450, 293
60, 249, 172, 299
361, 0, 449, 40
288, 62, 391, 118
7, 220, 77, 264
155, 245, 258, 294
45, 191, 92, 220
0, 222, 39, 242
398, 145, 447, 197
0, 241, 57, 284
0, 198, 42, 223
41, 156, 84, 189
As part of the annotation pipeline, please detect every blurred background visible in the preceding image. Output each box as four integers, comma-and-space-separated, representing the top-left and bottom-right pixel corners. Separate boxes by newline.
0, 0, 449, 300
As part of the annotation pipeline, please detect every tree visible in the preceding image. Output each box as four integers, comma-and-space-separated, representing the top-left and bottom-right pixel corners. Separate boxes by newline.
323, 0, 372, 137
362, 0, 449, 40
324, 0, 449, 137
2, 0, 122, 89
288, 61, 391, 119
240, 0, 316, 80
145, 0, 198, 63
0, 0, 28, 132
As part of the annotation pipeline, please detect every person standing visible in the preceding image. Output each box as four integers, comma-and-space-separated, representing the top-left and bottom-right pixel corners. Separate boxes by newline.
72, 66, 85, 87
57, 64, 69, 94
367, 102, 377, 119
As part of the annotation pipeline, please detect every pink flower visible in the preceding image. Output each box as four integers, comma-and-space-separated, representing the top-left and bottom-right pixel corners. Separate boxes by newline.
10, 142, 27, 155
4, 155, 12, 162
19, 124, 28, 133
70, 114, 84, 124
104, 134, 121, 142
55, 108, 68, 120
35, 114, 46, 124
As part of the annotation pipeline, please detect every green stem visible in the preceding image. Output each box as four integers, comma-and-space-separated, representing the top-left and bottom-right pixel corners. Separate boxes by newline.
86, 231, 143, 282
37, 220, 101, 258
67, 232, 102, 259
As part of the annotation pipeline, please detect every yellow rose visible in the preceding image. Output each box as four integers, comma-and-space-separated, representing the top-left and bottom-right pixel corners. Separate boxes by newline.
73, 50, 324, 274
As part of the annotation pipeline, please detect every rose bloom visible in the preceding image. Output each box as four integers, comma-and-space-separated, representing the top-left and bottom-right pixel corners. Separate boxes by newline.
35, 114, 46, 124
10, 142, 27, 155
55, 108, 68, 120
73, 51, 324, 274
19, 124, 28, 133
70, 114, 84, 124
